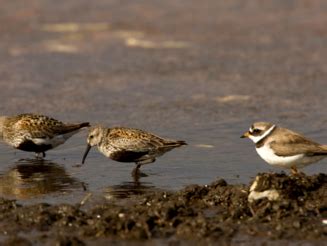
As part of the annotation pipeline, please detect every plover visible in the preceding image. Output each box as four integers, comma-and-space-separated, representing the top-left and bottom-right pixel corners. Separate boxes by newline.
241, 122, 327, 173
81, 126, 187, 175
0, 113, 90, 158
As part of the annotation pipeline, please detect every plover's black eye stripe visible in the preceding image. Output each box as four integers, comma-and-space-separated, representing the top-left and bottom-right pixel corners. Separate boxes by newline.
252, 128, 261, 135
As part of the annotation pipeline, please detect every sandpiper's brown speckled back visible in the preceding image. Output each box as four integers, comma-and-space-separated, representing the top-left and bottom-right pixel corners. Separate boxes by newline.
0, 113, 90, 155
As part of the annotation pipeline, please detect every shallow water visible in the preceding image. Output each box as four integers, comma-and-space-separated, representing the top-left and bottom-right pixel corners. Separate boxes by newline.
0, 120, 325, 204
0, 0, 326, 204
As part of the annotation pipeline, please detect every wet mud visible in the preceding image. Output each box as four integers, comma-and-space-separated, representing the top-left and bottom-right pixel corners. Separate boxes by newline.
0, 173, 325, 245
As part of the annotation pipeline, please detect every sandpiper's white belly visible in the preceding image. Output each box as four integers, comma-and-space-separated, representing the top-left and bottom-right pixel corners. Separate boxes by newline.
98, 144, 115, 158
255, 145, 325, 169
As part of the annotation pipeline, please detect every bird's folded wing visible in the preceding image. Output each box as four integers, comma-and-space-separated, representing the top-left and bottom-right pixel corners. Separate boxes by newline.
109, 137, 160, 152
18, 116, 87, 135
15, 117, 63, 135
22, 129, 58, 145
270, 134, 327, 156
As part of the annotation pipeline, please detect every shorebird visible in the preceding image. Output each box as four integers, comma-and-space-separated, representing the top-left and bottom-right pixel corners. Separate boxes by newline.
81, 126, 187, 175
241, 122, 327, 174
0, 113, 90, 158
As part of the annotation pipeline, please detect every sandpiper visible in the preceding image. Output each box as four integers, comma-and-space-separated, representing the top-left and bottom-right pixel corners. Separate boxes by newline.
241, 122, 327, 174
81, 126, 187, 175
0, 113, 90, 157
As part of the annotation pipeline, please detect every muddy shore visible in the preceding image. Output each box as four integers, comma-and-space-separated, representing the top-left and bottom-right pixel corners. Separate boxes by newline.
0, 172, 325, 245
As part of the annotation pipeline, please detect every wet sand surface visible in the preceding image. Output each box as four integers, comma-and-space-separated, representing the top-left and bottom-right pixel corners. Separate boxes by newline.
0, 173, 326, 245
0, 0, 326, 244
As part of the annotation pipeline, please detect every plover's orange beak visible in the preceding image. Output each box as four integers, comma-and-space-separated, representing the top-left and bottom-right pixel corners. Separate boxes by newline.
81, 144, 92, 164
240, 131, 250, 138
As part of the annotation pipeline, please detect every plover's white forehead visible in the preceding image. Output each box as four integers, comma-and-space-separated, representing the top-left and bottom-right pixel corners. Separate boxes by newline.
251, 122, 274, 131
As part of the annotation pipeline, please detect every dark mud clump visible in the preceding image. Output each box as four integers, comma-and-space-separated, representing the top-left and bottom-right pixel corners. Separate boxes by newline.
0, 173, 326, 245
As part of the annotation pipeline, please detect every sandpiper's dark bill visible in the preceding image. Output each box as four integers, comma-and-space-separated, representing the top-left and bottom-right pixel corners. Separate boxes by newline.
82, 144, 92, 164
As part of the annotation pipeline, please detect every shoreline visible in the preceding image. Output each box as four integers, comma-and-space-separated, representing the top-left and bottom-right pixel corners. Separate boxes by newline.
1, 172, 326, 245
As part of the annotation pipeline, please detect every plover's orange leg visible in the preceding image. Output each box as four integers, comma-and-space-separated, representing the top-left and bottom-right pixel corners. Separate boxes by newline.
290, 165, 305, 176
291, 165, 298, 175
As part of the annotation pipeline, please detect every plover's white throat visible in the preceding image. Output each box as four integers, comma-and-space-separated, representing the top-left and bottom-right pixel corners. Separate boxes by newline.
241, 122, 327, 173
0, 113, 90, 158
81, 125, 187, 176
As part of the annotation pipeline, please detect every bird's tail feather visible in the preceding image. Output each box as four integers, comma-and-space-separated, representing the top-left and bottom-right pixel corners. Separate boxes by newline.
79, 122, 91, 128
164, 140, 187, 147
58, 122, 90, 134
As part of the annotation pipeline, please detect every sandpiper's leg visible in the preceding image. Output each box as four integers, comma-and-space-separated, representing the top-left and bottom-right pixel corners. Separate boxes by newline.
136, 163, 142, 170
132, 173, 141, 185
131, 158, 155, 177
132, 165, 141, 177
136, 158, 156, 166
132, 164, 143, 177
35, 152, 46, 159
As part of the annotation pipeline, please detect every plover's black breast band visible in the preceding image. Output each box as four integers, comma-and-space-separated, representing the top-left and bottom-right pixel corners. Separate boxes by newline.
255, 126, 277, 148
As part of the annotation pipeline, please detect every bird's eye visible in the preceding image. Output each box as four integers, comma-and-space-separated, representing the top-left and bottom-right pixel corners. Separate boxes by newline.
253, 129, 261, 134
90, 135, 94, 139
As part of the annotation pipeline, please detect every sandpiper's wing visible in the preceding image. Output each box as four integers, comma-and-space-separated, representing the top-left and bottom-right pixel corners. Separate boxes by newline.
12, 114, 89, 145
16, 114, 88, 135
108, 127, 185, 152
269, 128, 327, 157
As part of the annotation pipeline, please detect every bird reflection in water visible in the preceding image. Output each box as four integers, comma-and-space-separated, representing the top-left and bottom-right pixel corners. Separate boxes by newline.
0, 159, 83, 199
105, 175, 159, 199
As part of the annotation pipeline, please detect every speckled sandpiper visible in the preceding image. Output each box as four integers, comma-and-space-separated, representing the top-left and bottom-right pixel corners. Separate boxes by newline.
0, 113, 90, 158
81, 126, 187, 175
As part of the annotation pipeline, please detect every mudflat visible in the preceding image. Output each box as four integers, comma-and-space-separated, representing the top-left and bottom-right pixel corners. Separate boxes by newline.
0, 173, 326, 245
